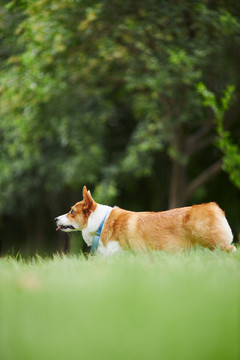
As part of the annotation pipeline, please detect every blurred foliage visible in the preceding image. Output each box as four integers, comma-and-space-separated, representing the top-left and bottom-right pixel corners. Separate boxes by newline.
0, 0, 240, 253
197, 83, 240, 189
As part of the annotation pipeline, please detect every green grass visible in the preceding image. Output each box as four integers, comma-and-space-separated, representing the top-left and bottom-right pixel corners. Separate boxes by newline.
0, 249, 239, 360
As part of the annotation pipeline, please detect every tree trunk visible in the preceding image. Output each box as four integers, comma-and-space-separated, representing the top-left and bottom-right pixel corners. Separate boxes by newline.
168, 159, 186, 209
167, 124, 222, 209
168, 159, 223, 210
168, 124, 187, 209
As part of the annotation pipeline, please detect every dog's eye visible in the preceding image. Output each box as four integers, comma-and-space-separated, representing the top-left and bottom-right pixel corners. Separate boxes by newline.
71, 209, 75, 215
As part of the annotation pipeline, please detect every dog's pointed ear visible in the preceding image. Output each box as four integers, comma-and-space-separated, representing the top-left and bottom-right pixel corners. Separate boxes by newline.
83, 186, 88, 199
83, 186, 94, 209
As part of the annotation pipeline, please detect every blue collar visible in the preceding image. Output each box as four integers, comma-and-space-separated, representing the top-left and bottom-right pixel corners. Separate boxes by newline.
90, 211, 110, 255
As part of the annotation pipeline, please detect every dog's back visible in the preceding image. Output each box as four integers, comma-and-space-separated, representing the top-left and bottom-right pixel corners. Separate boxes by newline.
100, 202, 234, 252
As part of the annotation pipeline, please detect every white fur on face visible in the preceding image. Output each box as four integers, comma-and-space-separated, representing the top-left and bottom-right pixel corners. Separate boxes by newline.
55, 214, 81, 232
56, 203, 123, 255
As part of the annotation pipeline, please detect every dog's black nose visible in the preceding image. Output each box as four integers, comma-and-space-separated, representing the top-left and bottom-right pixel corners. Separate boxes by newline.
54, 217, 58, 223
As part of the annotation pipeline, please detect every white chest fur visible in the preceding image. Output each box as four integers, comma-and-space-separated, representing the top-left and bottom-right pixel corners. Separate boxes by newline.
82, 204, 113, 247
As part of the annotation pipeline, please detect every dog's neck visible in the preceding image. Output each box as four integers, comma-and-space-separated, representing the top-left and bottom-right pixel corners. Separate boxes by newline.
82, 204, 113, 246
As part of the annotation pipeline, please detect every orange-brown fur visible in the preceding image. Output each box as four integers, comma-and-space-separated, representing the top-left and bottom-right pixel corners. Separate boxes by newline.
63, 187, 234, 252
101, 203, 233, 252
65, 189, 97, 229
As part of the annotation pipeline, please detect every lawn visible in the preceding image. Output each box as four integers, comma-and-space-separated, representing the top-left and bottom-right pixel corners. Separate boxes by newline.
0, 249, 239, 360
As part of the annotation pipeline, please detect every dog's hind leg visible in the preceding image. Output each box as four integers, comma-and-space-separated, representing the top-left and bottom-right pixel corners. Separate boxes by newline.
221, 244, 237, 253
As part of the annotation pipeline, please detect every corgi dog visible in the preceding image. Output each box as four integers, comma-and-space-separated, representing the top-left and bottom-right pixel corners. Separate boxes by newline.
54, 186, 236, 256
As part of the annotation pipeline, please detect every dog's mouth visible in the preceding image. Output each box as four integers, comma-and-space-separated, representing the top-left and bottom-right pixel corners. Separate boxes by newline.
56, 225, 75, 231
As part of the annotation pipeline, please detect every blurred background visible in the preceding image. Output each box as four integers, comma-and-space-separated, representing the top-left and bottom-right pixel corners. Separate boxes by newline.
0, 0, 240, 256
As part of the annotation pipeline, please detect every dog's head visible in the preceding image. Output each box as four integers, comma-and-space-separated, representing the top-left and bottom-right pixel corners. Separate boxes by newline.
54, 186, 97, 232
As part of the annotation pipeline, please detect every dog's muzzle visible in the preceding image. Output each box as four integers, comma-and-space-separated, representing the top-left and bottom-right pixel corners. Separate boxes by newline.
54, 217, 75, 231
